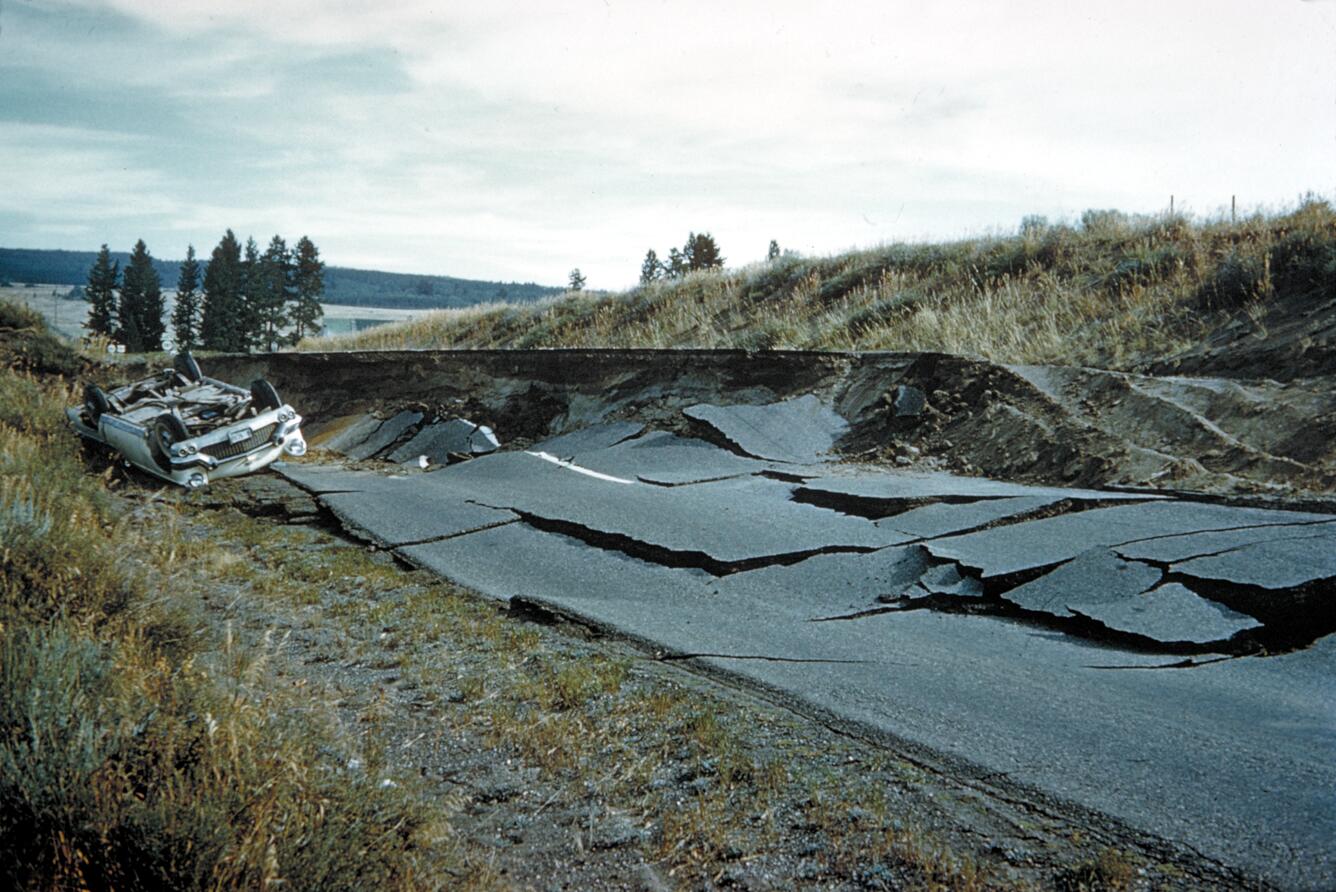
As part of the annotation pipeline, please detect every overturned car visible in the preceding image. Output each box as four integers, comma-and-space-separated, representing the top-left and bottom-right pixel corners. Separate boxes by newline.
68, 352, 305, 489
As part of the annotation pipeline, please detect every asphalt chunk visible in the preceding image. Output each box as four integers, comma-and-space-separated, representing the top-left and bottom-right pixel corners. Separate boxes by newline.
685, 394, 848, 464
999, 549, 1163, 619
1172, 533, 1336, 590
345, 409, 424, 460
531, 420, 646, 456
877, 494, 1065, 538
1114, 521, 1336, 564
1071, 583, 1262, 644
571, 431, 779, 485
925, 500, 1333, 579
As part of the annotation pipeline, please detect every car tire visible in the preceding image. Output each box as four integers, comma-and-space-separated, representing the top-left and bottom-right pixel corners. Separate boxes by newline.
152, 412, 190, 469
250, 379, 282, 412
84, 384, 111, 423
174, 351, 203, 383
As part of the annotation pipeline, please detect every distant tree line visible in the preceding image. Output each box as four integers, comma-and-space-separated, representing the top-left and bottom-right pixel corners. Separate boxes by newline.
3, 247, 561, 311
639, 232, 725, 284
84, 232, 324, 353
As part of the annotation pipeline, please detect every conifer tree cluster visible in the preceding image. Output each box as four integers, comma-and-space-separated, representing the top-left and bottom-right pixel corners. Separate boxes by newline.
84, 241, 165, 351
200, 230, 322, 352
639, 232, 725, 284
83, 232, 325, 353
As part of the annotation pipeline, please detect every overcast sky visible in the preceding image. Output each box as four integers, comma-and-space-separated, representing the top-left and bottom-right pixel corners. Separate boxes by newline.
2, 0, 1334, 288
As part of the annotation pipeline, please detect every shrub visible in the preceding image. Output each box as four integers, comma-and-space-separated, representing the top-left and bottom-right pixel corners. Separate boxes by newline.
1268, 229, 1336, 298
1198, 249, 1266, 309
0, 624, 432, 891
1104, 245, 1184, 294
1080, 208, 1129, 235
0, 299, 85, 377
1019, 215, 1049, 237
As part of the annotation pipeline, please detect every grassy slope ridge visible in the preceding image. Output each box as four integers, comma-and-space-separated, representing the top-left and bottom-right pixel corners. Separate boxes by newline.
307, 200, 1336, 369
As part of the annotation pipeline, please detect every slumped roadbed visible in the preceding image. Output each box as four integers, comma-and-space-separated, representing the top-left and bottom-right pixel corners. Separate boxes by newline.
186, 347, 1335, 889
276, 449, 1332, 888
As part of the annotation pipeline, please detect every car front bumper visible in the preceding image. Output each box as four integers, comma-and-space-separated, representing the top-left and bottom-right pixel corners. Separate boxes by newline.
68, 406, 306, 489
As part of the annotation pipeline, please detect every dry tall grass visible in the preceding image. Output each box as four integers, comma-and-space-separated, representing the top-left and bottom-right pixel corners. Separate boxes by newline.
303, 198, 1336, 368
0, 306, 441, 890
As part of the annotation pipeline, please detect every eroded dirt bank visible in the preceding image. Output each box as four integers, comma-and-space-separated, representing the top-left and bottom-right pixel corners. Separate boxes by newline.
180, 348, 1336, 500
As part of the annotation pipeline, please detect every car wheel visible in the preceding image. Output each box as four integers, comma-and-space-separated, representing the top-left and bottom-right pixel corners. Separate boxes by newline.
152, 412, 190, 469
250, 379, 282, 412
84, 384, 111, 423
174, 351, 203, 383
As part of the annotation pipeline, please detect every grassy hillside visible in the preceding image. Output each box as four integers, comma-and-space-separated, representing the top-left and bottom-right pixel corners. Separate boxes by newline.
305, 199, 1336, 370
0, 247, 561, 310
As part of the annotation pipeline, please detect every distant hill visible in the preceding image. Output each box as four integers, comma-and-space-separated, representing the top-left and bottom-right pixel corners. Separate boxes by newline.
321, 266, 560, 309
0, 247, 561, 310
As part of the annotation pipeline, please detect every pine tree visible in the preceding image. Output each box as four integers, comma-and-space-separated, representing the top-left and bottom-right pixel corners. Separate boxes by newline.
254, 235, 291, 351
767, 240, 781, 261
119, 239, 164, 352
639, 249, 662, 285
238, 237, 262, 349
666, 247, 687, 279
119, 252, 142, 351
172, 245, 202, 351
687, 232, 724, 271
568, 268, 586, 291
289, 236, 325, 342
141, 248, 165, 351
85, 244, 119, 337
201, 230, 244, 351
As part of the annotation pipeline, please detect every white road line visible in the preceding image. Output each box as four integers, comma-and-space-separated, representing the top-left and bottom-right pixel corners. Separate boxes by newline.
525, 451, 636, 485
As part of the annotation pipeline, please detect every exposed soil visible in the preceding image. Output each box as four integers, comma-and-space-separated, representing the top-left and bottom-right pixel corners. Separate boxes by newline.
153, 348, 1336, 502
844, 352, 1336, 499
1144, 291, 1336, 383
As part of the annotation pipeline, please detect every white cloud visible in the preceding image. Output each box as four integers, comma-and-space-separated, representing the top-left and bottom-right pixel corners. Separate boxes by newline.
4, 0, 1335, 286
0, 124, 182, 219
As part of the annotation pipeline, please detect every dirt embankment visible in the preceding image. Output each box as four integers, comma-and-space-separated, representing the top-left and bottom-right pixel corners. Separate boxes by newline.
171, 348, 1336, 502
1144, 290, 1336, 382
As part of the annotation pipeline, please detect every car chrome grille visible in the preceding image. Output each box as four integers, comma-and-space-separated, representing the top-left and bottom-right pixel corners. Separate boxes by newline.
200, 423, 277, 459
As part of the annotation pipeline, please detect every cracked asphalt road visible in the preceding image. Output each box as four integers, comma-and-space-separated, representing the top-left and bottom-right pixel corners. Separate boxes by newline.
276, 413, 1336, 890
